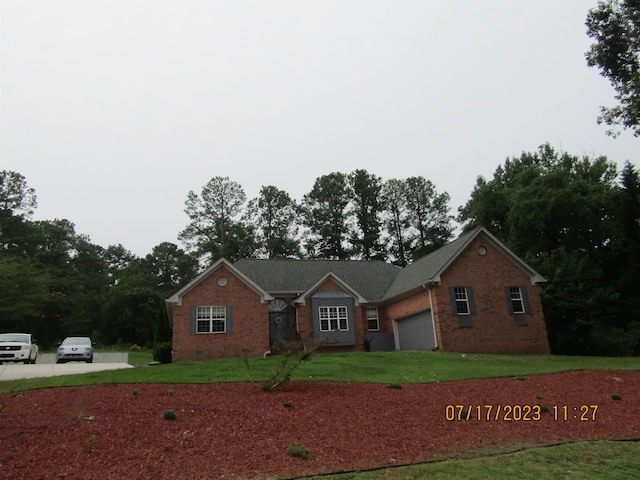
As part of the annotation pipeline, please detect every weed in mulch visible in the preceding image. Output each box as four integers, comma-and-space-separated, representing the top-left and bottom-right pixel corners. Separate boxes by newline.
287, 439, 310, 459
163, 409, 178, 420
86, 435, 97, 453
610, 393, 623, 401
386, 383, 402, 389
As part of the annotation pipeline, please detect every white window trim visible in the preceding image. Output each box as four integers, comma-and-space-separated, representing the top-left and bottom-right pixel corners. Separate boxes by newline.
196, 306, 227, 334
366, 307, 380, 331
509, 287, 525, 314
319, 306, 349, 332
454, 287, 470, 315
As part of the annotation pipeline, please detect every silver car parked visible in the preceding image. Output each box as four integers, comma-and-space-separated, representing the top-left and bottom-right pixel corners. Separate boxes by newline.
56, 337, 95, 363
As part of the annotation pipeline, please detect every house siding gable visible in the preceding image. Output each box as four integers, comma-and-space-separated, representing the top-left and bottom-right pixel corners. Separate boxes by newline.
311, 291, 356, 346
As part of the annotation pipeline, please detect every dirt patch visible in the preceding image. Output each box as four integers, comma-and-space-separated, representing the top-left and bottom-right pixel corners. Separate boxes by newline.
1, 370, 638, 479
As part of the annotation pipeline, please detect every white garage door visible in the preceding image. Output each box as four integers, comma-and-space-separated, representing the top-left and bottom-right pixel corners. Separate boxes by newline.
395, 310, 436, 351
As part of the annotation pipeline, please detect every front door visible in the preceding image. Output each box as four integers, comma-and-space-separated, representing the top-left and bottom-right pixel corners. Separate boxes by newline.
269, 299, 292, 348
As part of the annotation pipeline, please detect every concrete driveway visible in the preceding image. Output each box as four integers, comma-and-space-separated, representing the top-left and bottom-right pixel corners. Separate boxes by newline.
0, 353, 133, 381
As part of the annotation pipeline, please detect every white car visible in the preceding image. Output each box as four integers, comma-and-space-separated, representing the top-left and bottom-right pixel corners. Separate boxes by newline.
0, 333, 39, 364
56, 337, 95, 363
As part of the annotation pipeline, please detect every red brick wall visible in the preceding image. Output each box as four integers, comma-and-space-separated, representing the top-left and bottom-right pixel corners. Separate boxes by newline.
384, 290, 431, 321
432, 237, 550, 354
171, 265, 270, 361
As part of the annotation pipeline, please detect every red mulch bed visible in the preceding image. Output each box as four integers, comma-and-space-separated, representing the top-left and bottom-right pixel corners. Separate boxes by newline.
1, 370, 639, 479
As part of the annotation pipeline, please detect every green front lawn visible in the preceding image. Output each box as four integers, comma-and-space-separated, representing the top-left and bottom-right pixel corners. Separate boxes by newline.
2, 350, 638, 393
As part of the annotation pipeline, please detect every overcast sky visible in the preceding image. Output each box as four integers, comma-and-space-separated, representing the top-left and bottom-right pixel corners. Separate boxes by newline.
1, 0, 637, 257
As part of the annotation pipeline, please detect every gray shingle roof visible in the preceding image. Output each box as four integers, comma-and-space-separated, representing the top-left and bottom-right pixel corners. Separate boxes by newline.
234, 228, 484, 302
382, 229, 478, 300
234, 259, 401, 301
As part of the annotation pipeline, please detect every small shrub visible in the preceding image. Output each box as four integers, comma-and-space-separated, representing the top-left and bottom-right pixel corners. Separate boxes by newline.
282, 401, 293, 409
167, 389, 175, 396
245, 333, 335, 392
153, 341, 172, 364
132, 388, 140, 396
163, 409, 177, 420
86, 435, 97, 453
385, 383, 402, 389
129, 344, 143, 352
540, 405, 549, 413
610, 393, 623, 401
286, 439, 310, 459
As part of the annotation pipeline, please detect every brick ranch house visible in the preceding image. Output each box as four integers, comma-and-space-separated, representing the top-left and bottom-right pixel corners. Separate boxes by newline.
166, 226, 551, 361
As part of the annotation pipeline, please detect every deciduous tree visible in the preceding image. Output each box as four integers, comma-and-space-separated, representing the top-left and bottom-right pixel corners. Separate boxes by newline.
459, 143, 636, 355
586, 0, 640, 136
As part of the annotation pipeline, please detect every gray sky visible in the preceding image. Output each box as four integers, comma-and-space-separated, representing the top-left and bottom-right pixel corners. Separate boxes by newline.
1, 0, 637, 257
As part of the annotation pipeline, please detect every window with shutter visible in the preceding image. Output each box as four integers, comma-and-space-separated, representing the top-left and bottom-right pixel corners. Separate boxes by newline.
449, 287, 476, 327
190, 306, 231, 334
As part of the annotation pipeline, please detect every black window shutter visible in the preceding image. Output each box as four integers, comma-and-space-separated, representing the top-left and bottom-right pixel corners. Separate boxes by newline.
504, 287, 514, 314
448, 287, 458, 314
226, 306, 233, 333
190, 307, 197, 335
467, 287, 477, 315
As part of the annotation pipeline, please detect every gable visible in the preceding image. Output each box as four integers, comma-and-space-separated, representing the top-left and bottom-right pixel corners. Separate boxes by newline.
383, 227, 545, 302
166, 258, 273, 307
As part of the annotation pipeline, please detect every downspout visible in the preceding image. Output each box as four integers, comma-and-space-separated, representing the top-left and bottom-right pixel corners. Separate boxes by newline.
427, 285, 438, 349
264, 296, 273, 358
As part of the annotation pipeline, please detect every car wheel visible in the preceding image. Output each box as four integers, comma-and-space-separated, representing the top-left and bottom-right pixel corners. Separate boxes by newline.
56, 360, 64, 364
31, 355, 37, 364
87, 357, 93, 363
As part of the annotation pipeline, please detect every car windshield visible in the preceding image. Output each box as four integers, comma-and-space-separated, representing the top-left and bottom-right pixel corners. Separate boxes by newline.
0, 334, 29, 343
62, 337, 91, 346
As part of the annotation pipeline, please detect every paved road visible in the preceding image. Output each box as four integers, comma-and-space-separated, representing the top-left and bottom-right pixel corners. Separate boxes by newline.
0, 352, 133, 381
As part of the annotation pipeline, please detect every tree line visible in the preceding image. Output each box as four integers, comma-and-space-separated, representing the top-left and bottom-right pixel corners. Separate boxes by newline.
179, 170, 454, 266
1, 142, 639, 356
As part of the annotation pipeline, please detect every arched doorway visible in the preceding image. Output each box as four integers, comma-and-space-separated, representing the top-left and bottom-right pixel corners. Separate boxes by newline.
268, 299, 292, 348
